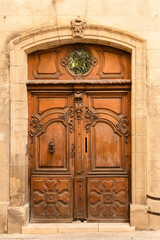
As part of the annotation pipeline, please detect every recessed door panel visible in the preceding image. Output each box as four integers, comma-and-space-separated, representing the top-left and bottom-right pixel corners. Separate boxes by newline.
39, 122, 67, 168
92, 122, 122, 168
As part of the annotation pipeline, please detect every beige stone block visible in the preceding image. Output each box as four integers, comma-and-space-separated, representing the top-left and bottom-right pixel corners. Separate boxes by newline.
0, 53, 9, 69
148, 143, 160, 161
11, 83, 27, 102
0, 183, 9, 202
0, 141, 9, 162
133, 31, 160, 50
10, 101, 28, 121
135, 188, 146, 205
148, 122, 160, 142
149, 162, 160, 181
148, 199, 160, 213
147, 67, 160, 86
135, 170, 145, 188
149, 214, 160, 230
0, 67, 9, 84
98, 223, 135, 232
147, 50, 160, 68
0, 202, 9, 233
130, 204, 149, 230
135, 136, 147, 154
0, 0, 56, 17
135, 153, 146, 170
0, 161, 9, 183
8, 204, 29, 234
148, 180, 160, 196
10, 166, 27, 205
148, 86, 160, 115
22, 223, 59, 234
136, 117, 146, 136
10, 51, 27, 67
56, 0, 87, 16
59, 223, 99, 233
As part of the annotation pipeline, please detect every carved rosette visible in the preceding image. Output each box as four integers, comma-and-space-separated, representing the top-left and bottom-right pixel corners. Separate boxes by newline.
116, 115, 130, 142
85, 107, 98, 133
89, 179, 128, 218
59, 106, 74, 133
32, 179, 70, 218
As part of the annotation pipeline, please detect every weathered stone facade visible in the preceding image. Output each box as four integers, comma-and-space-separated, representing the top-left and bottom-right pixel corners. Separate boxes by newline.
0, 0, 160, 233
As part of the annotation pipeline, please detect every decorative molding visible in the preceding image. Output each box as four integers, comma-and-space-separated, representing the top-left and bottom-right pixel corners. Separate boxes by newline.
147, 210, 160, 216
74, 92, 83, 124
29, 115, 43, 139
147, 194, 160, 201
71, 16, 86, 38
85, 107, 98, 133
59, 106, 74, 133
27, 79, 132, 85
33, 50, 62, 79
116, 115, 130, 142
98, 50, 125, 79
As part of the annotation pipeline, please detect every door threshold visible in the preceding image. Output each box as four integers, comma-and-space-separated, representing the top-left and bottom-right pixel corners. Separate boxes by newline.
22, 222, 135, 234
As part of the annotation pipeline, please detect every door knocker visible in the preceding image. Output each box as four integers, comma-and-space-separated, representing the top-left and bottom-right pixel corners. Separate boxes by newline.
48, 141, 55, 153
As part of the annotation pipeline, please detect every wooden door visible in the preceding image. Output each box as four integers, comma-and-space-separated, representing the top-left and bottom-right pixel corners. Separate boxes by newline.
28, 86, 130, 222
28, 44, 131, 223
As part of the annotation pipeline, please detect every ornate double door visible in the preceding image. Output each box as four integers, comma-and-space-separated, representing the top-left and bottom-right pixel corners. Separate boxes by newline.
28, 86, 131, 223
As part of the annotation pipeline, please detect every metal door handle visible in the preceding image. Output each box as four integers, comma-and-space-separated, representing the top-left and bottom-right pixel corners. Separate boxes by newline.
48, 141, 55, 153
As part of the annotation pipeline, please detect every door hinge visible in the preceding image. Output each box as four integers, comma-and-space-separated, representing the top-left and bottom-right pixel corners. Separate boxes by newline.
26, 144, 28, 155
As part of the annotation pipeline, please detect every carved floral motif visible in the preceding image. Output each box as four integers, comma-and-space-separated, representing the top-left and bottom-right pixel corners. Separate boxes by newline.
116, 115, 130, 142
32, 179, 70, 217
89, 179, 128, 218
29, 115, 42, 139
85, 107, 98, 133
59, 106, 74, 133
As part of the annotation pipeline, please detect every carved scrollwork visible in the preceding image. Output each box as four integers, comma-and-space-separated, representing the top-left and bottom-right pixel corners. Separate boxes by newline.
29, 115, 43, 139
59, 106, 74, 133
85, 107, 98, 133
74, 92, 83, 124
71, 16, 86, 38
116, 115, 130, 142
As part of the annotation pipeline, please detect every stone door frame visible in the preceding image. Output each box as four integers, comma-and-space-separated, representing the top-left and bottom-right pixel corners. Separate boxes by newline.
8, 24, 148, 233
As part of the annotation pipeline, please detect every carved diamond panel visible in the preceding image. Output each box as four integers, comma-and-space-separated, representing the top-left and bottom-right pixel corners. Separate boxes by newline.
31, 176, 73, 222
88, 177, 128, 221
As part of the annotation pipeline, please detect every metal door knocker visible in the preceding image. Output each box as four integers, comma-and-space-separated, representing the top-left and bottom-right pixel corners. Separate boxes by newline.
48, 141, 55, 153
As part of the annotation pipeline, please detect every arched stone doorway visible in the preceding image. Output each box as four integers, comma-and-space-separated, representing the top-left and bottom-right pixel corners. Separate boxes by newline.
8, 23, 148, 232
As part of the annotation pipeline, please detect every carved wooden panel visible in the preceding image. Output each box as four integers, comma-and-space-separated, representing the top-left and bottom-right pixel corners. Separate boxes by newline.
28, 44, 131, 80
38, 122, 67, 167
32, 50, 61, 79
98, 51, 124, 79
92, 122, 122, 168
84, 91, 130, 173
88, 177, 128, 221
28, 91, 74, 172
74, 177, 86, 220
31, 176, 73, 222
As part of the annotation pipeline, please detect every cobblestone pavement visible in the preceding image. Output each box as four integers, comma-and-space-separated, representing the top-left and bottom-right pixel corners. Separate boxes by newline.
0, 231, 160, 240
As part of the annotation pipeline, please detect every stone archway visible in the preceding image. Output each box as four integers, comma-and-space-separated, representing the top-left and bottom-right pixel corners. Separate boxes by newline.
8, 22, 148, 233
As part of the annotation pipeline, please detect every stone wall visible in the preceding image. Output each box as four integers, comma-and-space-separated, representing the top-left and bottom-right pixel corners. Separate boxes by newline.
0, 0, 160, 233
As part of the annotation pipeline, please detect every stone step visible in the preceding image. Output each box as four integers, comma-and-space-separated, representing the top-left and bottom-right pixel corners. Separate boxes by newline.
22, 222, 135, 234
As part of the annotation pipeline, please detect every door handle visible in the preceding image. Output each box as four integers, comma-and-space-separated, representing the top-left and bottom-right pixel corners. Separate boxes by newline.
48, 141, 55, 153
